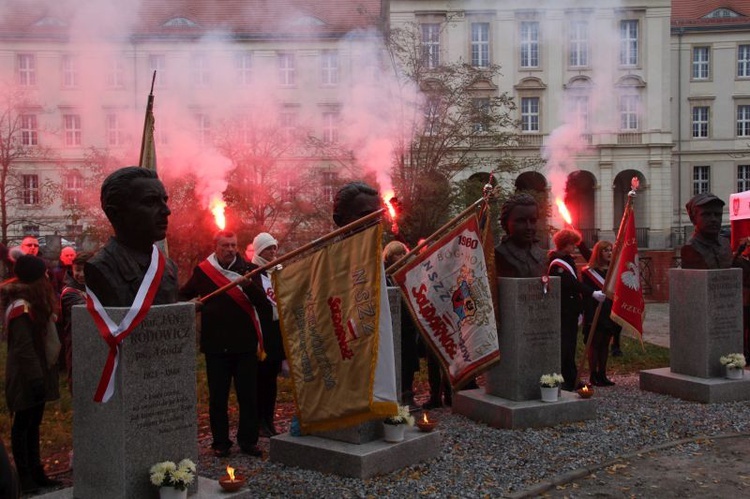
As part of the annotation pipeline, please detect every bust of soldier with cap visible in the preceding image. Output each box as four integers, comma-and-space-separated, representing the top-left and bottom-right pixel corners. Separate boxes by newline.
681, 192, 733, 269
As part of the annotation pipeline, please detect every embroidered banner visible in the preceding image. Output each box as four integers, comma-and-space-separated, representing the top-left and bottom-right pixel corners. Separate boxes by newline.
392, 215, 500, 389
606, 205, 645, 337
273, 224, 397, 433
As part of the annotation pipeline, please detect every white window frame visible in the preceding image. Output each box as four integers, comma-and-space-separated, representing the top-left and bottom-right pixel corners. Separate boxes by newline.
521, 97, 540, 132
20, 114, 38, 146
63, 114, 82, 146
619, 20, 639, 67
569, 95, 589, 132
235, 52, 252, 86
691, 106, 709, 138
520, 22, 539, 68
62, 54, 78, 88
321, 171, 339, 203
738, 105, 750, 137
64, 172, 84, 206
192, 54, 210, 87
739, 45, 750, 78
422, 23, 441, 69
106, 57, 125, 89
22, 174, 40, 205
322, 111, 339, 144
278, 53, 296, 87
738, 165, 750, 193
196, 113, 211, 145
105, 113, 124, 146
692, 47, 710, 80
279, 109, 297, 140
471, 23, 490, 68
693, 165, 710, 195
569, 21, 589, 68
320, 50, 339, 86
619, 94, 639, 131
18, 54, 36, 86
472, 97, 490, 132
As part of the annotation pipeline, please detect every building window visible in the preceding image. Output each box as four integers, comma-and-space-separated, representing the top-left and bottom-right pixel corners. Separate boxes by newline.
520, 22, 539, 68
471, 23, 490, 68
63, 114, 82, 146
691, 106, 709, 138
235, 52, 252, 86
22, 225, 39, 236
106, 58, 125, 88
422, 24, 441, 69
279, 110, 297, 141
569, 96, 589, 132
472, 98, 490, 132
619, 20, 638, 66
192, 54, 210, 87
149, 54, 166, 88
619, 95, 639, 130
282, 177, 295, 203
20, 114, 38, 146
739, 45, 750, 77
278, 53, 296, 87
423, 97, 440, 135
521, 97, 540, 132
738, 105, 750, 136
321, 171, 338, 203
105, 113, 124, 146
196, 114, 211, 145
569, 21, 589, 68
739, 165, 750, 192
692, 47, 710, 80
322, 111, 339, 144
22, 174, 40, 205
17, 54, 36, 86
62, 54, 78, 88
693, 166, 710, 195
64, 172, 84, 205
320, 50, 339, 86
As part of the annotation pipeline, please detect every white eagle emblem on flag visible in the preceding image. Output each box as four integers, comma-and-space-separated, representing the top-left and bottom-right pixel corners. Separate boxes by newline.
620, 256, 640, 291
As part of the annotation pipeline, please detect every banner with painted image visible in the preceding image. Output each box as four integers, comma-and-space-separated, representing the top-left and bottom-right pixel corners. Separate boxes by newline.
392, 215, 499, 388
272, 223, 397, 433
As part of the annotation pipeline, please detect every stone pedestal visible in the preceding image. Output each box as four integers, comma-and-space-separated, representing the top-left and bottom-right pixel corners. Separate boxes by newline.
270, 288, 440, 476
72, 303, 198, 499
640, 269, 750, 403
454, 277, 596, 428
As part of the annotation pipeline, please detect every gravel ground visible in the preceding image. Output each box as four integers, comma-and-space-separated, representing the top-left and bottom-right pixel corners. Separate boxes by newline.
192, 373, 750, 498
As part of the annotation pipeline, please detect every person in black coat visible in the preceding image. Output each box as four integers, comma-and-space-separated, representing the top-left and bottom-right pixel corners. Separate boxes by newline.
179, 230, 269, 458
548, 229, 604, 391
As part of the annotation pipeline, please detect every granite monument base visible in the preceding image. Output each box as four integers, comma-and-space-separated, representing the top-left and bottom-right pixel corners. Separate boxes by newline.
71, 303, 198, 499
270, 429, 440, 479
453, 388, 596, 429
34, 477, 253, 499
640, 367, 750, 404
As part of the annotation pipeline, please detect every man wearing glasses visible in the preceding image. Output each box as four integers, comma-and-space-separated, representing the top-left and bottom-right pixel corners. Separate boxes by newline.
20, 236, 40, 256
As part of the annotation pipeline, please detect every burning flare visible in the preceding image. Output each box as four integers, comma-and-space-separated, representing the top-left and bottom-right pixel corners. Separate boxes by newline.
383, 190, 398, 221
210, 197, 227, 230
422, 412, 430, 424
226, 465, 235, 482
555, 197, 572, 226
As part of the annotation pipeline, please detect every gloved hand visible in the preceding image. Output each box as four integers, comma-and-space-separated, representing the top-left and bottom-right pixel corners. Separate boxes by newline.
30, 379, 45, 403
592, 290, 606, 303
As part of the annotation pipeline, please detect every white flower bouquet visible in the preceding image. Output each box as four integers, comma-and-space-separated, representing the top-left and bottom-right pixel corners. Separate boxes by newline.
720, 353, 746, 369
149, 459, 196, 491
384, 404, 415, 426
539, 373, 565, 388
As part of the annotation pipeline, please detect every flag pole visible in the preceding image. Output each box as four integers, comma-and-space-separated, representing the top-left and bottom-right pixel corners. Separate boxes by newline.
576, 178, 639, 384
385, 197, 486, 275
139, 71, 157, 169
198, 209, 385, 304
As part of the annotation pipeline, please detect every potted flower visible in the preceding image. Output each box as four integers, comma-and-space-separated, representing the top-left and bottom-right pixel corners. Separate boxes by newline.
383, 404, 415, 442
720, 353, 746, 380
150, 459, 196, 499
539, 373, 564, 402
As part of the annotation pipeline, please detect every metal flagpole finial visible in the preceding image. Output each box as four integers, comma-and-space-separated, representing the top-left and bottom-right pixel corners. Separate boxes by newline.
629, 177, 639, 198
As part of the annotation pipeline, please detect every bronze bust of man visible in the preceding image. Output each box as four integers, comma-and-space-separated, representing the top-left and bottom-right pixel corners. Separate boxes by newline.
85, 166, 178, 306
681, 192, 732, 269
494, 193, 547, 278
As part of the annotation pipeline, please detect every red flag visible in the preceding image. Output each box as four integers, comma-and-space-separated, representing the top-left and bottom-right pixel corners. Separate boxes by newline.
606, 206, 645, 336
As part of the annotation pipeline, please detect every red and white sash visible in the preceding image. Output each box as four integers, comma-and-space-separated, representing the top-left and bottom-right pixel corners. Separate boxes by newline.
260, 273, 278, 321
581, 266, 605, 290
198, 255, 265, 359
86, 245, 165, 403
548, 258, 577, 278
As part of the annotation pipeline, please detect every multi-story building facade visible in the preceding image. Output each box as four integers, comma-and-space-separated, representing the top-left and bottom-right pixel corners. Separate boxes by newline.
1, 0, 750, 253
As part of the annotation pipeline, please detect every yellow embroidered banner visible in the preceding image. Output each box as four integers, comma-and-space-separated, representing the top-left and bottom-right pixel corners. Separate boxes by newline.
273, 224, 397, 433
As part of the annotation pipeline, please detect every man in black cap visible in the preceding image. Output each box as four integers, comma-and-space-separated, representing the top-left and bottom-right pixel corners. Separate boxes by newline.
681, 192, 732, 269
